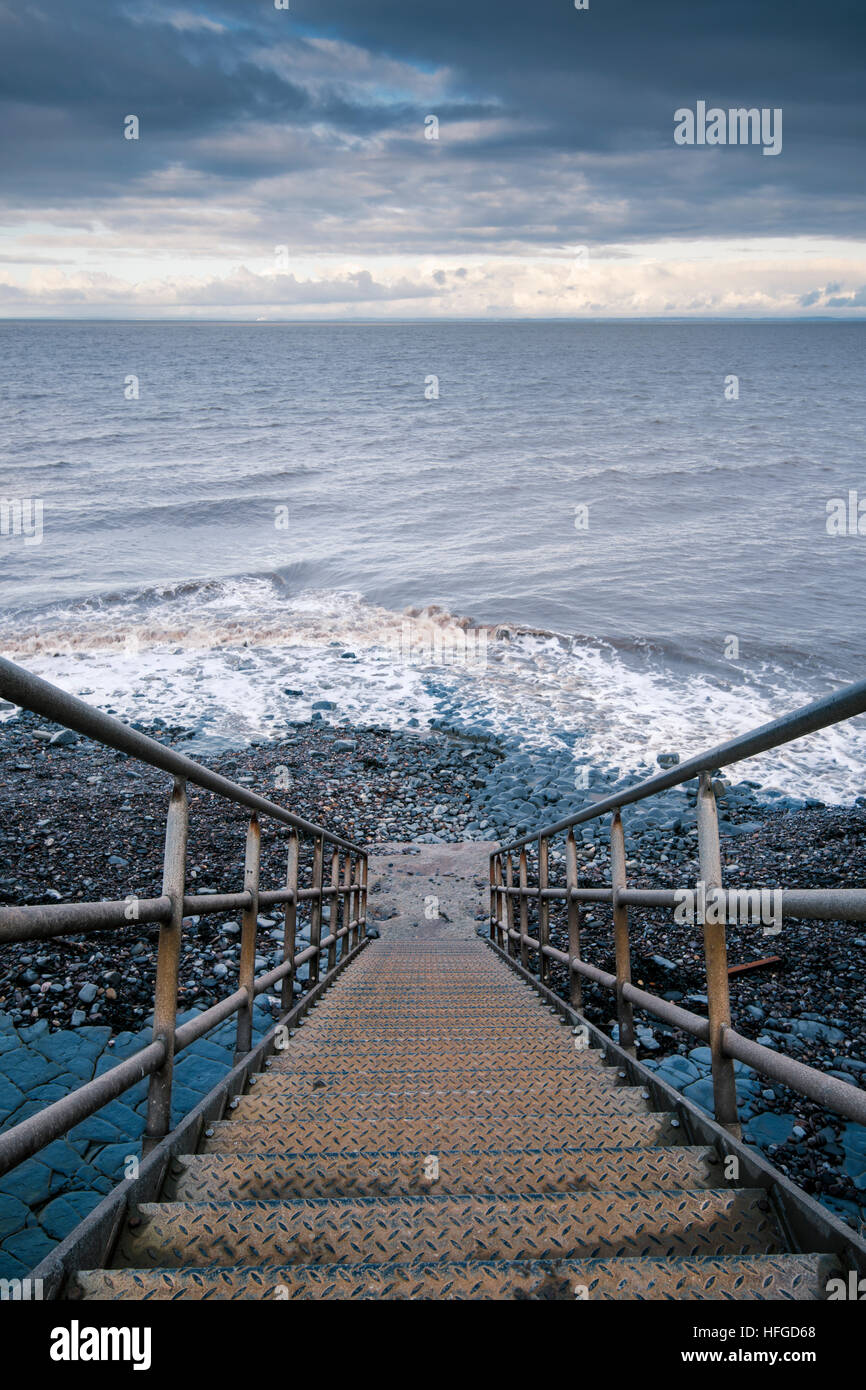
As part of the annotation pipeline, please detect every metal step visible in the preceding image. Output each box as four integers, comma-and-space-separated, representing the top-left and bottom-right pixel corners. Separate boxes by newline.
228, 1086, 652, 1124
266, 1057, 615, 1082
250, 1070, 628, 1102
201, 1111, 682, 1154
283, 1029, 578, 1042
279, 1038, 603, 1060
165, 1145, 722, 1202
115, 1189, 783, 1269
73, 1253, 840, 1301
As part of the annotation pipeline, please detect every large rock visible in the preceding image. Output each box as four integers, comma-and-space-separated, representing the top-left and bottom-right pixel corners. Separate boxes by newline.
744, 1111, 798, 1146
38, 1191, 103, 1241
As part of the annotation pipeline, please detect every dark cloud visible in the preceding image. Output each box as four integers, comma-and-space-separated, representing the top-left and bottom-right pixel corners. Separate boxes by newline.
0, 0, 863, 249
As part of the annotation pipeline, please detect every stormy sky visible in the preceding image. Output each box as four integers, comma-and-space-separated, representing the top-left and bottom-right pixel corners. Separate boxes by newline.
1, 0, 864, 317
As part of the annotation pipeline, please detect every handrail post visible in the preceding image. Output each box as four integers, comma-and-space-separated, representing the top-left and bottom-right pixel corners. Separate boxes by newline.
310, 836, 325, 984
282, 831, 299, 1007
327, 847, 340, 972
341, 852, 352, 957
358, 853, 368, 940
565, 830, 583, 1010
492, 850, 505, 950
610, 811, 636, 1055
538, 836, 551, 984
504, 851, 516, 957
143, 777, 188, 1154
235, 813, 261, 1059
697, 771, 741, 1137
518, 848, 529, 967
349, 854, 360, 951
489, 855, 498, 941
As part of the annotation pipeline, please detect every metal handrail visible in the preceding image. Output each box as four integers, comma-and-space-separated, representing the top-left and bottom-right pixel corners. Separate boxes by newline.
489, 675, 866, 1138
0, 657, 369, 1178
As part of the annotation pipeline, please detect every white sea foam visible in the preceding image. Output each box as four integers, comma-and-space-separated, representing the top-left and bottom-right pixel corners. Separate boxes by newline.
3, 580, 864, 803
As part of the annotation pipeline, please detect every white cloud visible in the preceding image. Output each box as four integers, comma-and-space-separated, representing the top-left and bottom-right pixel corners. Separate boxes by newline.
2, 241, 865, 317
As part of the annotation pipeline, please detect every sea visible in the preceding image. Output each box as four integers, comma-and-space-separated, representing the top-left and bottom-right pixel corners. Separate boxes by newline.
1, 319, 864, 801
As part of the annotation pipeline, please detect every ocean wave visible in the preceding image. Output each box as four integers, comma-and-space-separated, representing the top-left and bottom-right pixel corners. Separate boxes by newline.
3, 580, 865, 804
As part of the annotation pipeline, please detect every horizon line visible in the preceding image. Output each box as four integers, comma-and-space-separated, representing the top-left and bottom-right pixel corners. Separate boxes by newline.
1, 315, 865, 326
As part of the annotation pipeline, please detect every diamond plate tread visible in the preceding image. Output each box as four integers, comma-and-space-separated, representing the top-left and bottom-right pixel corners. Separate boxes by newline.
306, 1005, 568, 1018
202, 1112, 681, 1154
165, 1145, 721, 1202
282, 1039, 580, 1052
268, 1057, 613, 1081
282, 1036, 594, 1057
272, 1045, 608, 1061
301, 1017, 569, 1030
287, 1028, 578, 1039
230, 1087, 651, 1124
253, 1071, 624, 1102
292, 1000, 570, 1012
115, 1190, 782, 1268
74, 1253, 839, 1301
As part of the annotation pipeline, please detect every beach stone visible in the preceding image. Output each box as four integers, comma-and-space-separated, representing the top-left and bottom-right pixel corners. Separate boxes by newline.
681, 1078, 715, 1113
657, 1055, 701, 1084
37, 1191, 103, 1241
650, 955, 678, 973
174, 1055, 226, 1094
2, 1050, 60, 1092
687, 1046, 713, 1071
0, 1158, 53, 1206
0, 1076, 26, 1124
39, 1139, 88, 1176
744, 1112, 797, 1146
28, 1083, 70, 1105
68, 1113, 123, 1145
1, 1225, 55, 1271
788, 1019, 845, 1044
90, 1144, 136, 1181
49, 729, 78, 747
0, 1193, 29, 1240
726, 821, 765, 836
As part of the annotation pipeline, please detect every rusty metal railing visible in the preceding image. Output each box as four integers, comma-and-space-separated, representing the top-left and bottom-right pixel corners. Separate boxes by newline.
489, 677, 866, 1138
0, 656, 369, 1177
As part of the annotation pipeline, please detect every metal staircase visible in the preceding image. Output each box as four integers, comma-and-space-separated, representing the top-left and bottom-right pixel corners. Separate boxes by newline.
68, 844, 845, 1301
